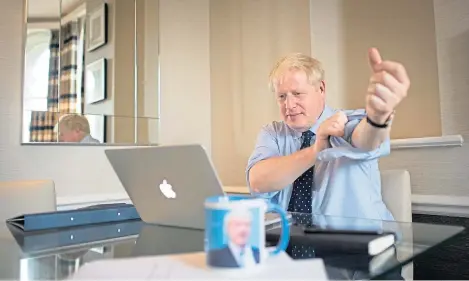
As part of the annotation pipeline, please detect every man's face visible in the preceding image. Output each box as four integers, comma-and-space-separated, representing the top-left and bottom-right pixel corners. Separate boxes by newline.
274, 69, 325, 132
227, 217, 251, 247
58, 125, 81, 142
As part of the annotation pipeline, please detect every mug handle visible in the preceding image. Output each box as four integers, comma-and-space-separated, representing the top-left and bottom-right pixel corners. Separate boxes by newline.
266, 202, 290, 256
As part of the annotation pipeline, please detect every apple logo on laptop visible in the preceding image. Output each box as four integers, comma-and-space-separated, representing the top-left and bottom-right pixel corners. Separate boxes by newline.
159, 179, 176, 199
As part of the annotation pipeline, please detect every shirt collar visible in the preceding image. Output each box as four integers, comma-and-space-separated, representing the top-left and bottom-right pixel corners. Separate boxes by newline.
228, 241, 250, 256
80, 135, 93, 143
289, 105, 335, 139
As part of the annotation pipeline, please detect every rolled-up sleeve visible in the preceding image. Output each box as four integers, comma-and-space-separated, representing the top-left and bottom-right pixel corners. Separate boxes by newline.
245, 124, 280, 199
341, 110, 391, 160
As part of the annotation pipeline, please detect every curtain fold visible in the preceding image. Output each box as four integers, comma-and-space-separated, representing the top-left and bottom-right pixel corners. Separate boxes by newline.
29, 18, 85, 142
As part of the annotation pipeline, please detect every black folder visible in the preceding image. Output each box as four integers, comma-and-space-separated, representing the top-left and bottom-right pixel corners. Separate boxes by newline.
7, 220, 143, 254
6, 203, 140, 232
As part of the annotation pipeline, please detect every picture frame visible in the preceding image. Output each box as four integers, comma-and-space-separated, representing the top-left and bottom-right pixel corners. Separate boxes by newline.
86, 114, 107, 143
87, 3, 108, 52
85, 58, 107, 104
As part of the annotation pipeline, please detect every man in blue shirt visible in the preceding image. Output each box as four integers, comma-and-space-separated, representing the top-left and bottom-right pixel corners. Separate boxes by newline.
246, 48, 410, 222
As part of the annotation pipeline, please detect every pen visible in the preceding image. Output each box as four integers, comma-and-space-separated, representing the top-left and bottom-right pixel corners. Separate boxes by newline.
303, 227, 383, 235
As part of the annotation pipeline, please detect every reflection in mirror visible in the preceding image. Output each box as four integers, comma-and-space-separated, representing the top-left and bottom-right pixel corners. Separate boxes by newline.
25, 110, 159, 145
22, 0, 160, 145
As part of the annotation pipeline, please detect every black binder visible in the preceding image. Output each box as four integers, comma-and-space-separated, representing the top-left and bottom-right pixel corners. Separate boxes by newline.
6, 203, 140, 232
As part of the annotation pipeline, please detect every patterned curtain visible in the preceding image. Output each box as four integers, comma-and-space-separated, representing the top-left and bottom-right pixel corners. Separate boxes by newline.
29, 18, 85, 142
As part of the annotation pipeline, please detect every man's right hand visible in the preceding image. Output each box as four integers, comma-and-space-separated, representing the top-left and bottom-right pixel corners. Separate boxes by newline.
249, 111, 348, 193
315, 111, 348, 150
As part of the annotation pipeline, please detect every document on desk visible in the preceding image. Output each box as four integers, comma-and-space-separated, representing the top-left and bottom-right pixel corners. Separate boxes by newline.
70, 251, 329, 280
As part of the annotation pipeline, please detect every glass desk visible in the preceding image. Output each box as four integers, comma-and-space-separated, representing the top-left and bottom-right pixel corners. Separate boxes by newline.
0, 213, 464, 280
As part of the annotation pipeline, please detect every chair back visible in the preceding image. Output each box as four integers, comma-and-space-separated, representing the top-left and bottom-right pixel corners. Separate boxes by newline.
0, 179, 57, 278
380, 169, 413, 280
381, 169, 412, 223
0, 180, 56, 233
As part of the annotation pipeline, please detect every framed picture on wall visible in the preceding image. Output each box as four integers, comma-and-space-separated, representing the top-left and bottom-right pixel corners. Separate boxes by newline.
87, 3, 108, 51
86, 114, 107, 143
85, 58, 107, 104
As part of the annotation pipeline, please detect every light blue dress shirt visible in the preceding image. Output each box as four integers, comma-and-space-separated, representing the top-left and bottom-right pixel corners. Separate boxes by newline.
246, 106, 394, 221
80, 135, 100, 144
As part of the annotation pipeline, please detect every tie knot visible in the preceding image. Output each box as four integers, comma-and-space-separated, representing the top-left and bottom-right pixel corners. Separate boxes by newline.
302, 130, 314, 140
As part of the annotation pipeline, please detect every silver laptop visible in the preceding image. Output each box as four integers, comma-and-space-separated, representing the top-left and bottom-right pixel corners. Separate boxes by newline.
105, 144, 225, 230
105, 144, 289, 230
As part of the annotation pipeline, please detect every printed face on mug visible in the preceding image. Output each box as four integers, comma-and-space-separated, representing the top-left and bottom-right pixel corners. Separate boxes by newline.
204, 195, 290, 269
226, 210, 252, 247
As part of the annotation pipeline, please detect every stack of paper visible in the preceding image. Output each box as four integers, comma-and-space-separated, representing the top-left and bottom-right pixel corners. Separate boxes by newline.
70, 251, 329, 280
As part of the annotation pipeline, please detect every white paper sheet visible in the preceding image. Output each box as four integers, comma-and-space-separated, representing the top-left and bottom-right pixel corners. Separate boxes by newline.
70, 251, 329, 280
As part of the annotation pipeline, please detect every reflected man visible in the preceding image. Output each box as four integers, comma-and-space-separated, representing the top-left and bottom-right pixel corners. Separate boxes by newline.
56, 114, 100, 144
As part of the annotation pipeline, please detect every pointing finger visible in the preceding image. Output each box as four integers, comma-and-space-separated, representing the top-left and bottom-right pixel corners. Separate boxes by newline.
368, 47, 382, 73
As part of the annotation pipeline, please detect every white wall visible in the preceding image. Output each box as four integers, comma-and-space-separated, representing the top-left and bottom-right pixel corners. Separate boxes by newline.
210, 0, 311, 186
0, 0, 212, 205
0, 0, 130, 204
380, 0, 469, 198
306, 0, 469, 210
309, 0, 442, 139
158, 0, 212, 154
309, 0, 345, 110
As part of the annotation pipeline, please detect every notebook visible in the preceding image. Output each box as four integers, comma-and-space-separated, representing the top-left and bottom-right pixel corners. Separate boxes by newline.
266, 224, 395, 256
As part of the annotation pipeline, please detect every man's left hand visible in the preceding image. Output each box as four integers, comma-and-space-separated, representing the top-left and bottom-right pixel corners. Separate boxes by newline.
366, 48, 410, 124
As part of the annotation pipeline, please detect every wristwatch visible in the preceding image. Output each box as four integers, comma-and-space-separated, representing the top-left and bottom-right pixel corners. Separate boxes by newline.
366, 111, 395, 128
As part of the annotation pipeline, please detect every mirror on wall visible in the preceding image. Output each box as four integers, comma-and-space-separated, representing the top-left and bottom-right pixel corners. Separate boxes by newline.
22, 0, 160, 145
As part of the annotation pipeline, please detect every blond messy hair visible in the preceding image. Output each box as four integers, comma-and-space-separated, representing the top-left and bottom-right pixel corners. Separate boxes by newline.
56, 114, 91, 134
268, 53, 325, 92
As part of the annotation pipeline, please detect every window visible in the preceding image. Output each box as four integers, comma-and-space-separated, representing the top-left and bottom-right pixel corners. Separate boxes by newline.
22, 29, 52, 142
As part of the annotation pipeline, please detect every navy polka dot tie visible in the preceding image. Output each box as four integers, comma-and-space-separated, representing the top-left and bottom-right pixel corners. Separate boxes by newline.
287, 130, 315, 259
288, 130, 314, 213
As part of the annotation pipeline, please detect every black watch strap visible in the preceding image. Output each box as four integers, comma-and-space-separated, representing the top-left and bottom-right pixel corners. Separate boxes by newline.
366, 116, 388, 128
366, 111, 394, 128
